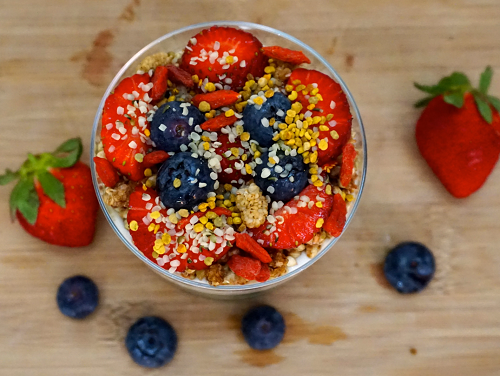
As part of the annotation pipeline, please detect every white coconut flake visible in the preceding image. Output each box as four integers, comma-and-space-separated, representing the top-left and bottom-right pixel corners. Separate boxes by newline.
330, 100, 336, 109
159, 124, 167, 132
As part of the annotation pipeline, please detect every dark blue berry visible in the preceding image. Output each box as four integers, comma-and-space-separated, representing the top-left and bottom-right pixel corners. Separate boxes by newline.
254, 150, 308, 202
241, 306, 285, 350
157, 152, 214, 210
56, 276, 99, 319
150, 101, 205, 152
384, 242, 435, 294
125, 316, 177, 368
242, 92, 291, 147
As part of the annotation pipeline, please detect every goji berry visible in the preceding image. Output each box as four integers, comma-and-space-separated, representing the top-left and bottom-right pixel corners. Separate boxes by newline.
192, 90, 240, 109
339, 143, 356, 188
142, 150, 170, 168
255, 263, 270, 282
201, 113, 237, 131
167, 64, 194, 88
227, 254, 262, 280
150, 66, 169, 102
235, 233, 272, 263
323, 194, 347, 237
93, 156, 120, 188
262, 46, 311, 65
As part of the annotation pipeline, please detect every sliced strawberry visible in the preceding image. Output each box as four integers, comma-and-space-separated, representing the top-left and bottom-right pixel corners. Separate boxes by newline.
192, 90, 240, 109
180, 26, 267, 90
142, 150, 170, 168
93, 156, 120, 188
150, 65, 169, 102
255, 263, 271, 282
234, 232, 272, 263
213, 133, 252, 184
339, 143, 356, 187
227, 254, 262, 280
127, 186, 169, 261
166, 64, 195, 88
323, 194, 347, 237
262, 46, 311, 65
101, 73, 153, 181
201, 113, 237, 131
288, 68, 353, 165
252, 184, 334, 249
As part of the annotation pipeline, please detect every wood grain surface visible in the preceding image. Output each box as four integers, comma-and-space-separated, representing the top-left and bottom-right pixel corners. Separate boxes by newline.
1, 0, 500, 375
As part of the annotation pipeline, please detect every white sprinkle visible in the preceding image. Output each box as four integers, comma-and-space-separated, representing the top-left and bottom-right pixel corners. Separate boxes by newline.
117, 106, 124, 115
224, 77, 232, 84
129, 141, 137, 149
180, 144, 188, 152
261, 118, 270, 127
304, 110, 313, 118
118, 127, 127, 135
276, 109, 284, 117
330, 100, 336, 109
275, 165, 284, 173
108, 145, 115, 153
188, 117, 194, 126
267, 186, 275, 194
329, 120, 337, 127
222, 64, 230, 70
142, 193, 151, 201
190, 37, 197, 45
111, 133, 120, 140
170, 260, 180, 268
240, 60, 246, 68
210, 172, 217, 180
214, 41, 220, 50
199, 182, 207, 188
182, 107, 189, 116
261, 168, 271, 178
132, 91, 140, 99
105, 123, 113, 130
159, 124, 167, 132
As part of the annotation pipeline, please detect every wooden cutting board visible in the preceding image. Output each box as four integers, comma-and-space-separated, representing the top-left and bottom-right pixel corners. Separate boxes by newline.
1, 0, 499, 375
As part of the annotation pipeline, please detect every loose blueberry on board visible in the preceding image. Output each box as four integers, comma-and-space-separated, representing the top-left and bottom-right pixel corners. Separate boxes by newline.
157, 152, 215, 210
56, 276, 99, 319
383, 242, 436, 294
241, 305, 286, 350
242, 92, 291, 147
125, 316, 177, 368
150, 101, 205, 152
254, 150, 308, 202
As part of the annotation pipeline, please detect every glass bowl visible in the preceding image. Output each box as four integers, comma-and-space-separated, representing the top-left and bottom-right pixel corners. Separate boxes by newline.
90, 21, 367, 297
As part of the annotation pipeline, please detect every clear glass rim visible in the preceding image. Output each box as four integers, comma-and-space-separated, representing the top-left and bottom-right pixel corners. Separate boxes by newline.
90, 21, 367, 292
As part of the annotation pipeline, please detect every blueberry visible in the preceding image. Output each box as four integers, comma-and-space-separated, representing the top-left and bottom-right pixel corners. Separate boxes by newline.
157, 152, 214, 210
241, 305, 285, 350
383, 242, 435, 294
150, 101, 205, 152
254, 150, 308, 202
125, 316, 177, 368
56, 276, 99, 319
242, 92, 291, 147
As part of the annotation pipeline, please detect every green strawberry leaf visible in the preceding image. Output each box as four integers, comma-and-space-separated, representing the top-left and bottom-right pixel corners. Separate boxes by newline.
488, 95, 500, 113
479, 66, 493, 95
37, 170, 65, 208
10, 179, 39, 224
473, 93, 493, 124
0, 169, 18, 185
444, 92, 465, 108
414, 96, 435, 108
414, 82, 444, 95
438, 72, 470, 90
51, 138, 83, 168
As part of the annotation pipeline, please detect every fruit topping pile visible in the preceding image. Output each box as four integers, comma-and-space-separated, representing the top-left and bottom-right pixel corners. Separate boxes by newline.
95, 26, 359, 285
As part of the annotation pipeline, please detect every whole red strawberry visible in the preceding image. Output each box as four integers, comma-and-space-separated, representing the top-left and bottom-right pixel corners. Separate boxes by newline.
415, 67, 500, 198
0, 138, 98, 247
